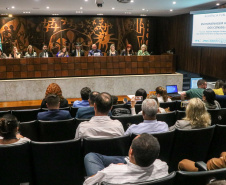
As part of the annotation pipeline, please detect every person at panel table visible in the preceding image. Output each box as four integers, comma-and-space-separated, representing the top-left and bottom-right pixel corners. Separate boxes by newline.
56, 46, 69, 57
107, 44, 118, 56
8, 46, 21, 58
0, 49, 7, 59
71, 42, 84, 57
121, 44, 134, 56
39, 44, 53, 58
137, 44, 150, 56
88, 44, 103, 56
25, 45, 37, 57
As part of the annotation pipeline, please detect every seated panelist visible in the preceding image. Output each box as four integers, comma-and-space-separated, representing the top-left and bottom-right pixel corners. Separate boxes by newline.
88, 44, 103, 56
138, 44, 150, 56
121, 44, 134, 56
71, 42, 84, 57
25, 45, 37, 57
9, 46, 21, 58
39, 44, 53, 58
107, 44, 118, 56
56, 46, 69, 57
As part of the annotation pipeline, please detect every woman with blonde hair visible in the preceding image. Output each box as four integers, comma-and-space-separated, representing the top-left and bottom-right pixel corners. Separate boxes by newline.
107, 44, 118, 56
156, 86, 172, 103
169, 98, 211, 130
138, 44, 150, 56
25, 45, 37, 57
40, 83, 68, 108
56, 46, 69, 57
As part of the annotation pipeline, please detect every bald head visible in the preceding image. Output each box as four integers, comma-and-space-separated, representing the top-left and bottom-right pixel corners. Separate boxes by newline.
92, 44, 97, 50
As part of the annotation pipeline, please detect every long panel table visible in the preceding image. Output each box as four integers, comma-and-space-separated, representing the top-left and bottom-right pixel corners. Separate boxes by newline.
0, 55, 176, 79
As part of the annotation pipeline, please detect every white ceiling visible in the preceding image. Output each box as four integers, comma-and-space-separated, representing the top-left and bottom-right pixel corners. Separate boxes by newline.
0, 0, 226, 17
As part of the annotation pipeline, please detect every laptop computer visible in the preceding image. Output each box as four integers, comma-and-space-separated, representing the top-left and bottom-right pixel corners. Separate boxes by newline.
166, 85, 180, 97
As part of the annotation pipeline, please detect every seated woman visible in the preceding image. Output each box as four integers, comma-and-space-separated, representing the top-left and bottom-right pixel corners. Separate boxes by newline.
107, 44, 118, 56
9, 46, 21, 58
213, 80, 225, 95
169, 98, 211, 131
25, 45, 37, 57
203, 88, 221, 109
137, 44, 150, 56
156, 86, 172, 103
41, 83, 69, 108
121, 44, 134, 56
0, 49, 7, 59
0, 114, 30, 144
56, 46, 69, 57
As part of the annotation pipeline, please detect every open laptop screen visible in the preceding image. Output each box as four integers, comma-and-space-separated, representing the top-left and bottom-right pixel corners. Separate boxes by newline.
190, 78, 203, 89
166, 85, 178, 94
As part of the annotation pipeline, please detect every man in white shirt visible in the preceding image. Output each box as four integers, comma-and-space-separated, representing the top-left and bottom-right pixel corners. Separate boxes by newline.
84, 133, 168, 184
75, 92, 124, 139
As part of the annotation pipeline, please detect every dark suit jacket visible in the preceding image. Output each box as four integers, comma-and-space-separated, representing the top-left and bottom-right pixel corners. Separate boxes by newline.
41, 98, 69, 109
39, 51, 53, 57
37, 109, 72, 121
121, 50, 134, 56
71, 50, 85, 56
216, 95, 226, 108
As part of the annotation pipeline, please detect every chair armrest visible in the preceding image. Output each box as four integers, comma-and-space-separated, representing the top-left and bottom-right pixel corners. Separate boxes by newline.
195, 161, 207, 171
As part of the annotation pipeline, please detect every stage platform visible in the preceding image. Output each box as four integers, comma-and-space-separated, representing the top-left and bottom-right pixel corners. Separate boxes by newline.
0, 73, 183, 102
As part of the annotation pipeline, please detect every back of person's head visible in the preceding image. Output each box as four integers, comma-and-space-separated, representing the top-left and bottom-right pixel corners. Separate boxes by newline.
111, 95, 118, 105
131, 133, 160, 167
155, 86, 168, 102
95, 92, 112, 114
185, 98, 211, 128
45, 83, 63, 99
0, 114, 19, 139
207, 180, 226, 185
142, 99, 158, 118
89, 91, 100, 105
203, 88, 216, 105
81, 87, 91, 100
148, 95, 159, 105
197, 79, 207, 88
215, 80, 224, 89
46, 94, 60, 108
135, 88, 147, 101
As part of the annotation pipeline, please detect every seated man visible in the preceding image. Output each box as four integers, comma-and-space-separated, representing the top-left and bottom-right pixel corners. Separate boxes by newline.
76, 91, 99, 119
73, 87, 91, 108
37, 94, 72, 121
75, 92, 124, 139
124, 99, 168, 135
84, 134, 168, 184
88, 44, 103, 56
181, 79, 207, 100
39, 44, 53, 57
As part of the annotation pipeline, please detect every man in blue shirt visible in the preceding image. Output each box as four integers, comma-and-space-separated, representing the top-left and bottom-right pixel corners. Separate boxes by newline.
88, 44, 103, 56
73, 87, 91, 108
124, 99, 168, 135
37, 94, 72, 121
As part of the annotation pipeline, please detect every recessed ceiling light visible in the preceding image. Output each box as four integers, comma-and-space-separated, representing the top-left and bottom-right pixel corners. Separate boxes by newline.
112, 7, 115, 10
170, 9, 173, 12
140, 14, 146, 16
1, 13, 8, 15
125, 12, 132, 14
97, 13, 103, 15
52, 14, 59, 15
8, 14, 13, 17
46, 6, 50, 9
216, 3, 220, 6
85, 0, 88, 1
11, 6, 15, 9
173, 1, 176, 5
23, 12, 31, 14
131, 0, 134, 2
80, 7, 83, 9
76, 11, 83, 13
142, 8, 145, 11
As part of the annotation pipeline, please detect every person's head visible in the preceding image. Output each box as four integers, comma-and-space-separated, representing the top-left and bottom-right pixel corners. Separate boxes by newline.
27, 45, 33, 53
45, 94, 60, 109
94, 92, 112, 115
13, 46, 17, 53
43, 45, 48, 51
92, 44, 97, 50
112, 95, 118, 105
142, 99, 158, 120
80, 87, 91, 100
203, 88, 216, 105
126, 44, 132, 51
129, 134, 160, 167
215, 80, 224, 89
0, 114, 19, 139
45, 83, 63, 99
184, 98, 211, 128
75, 43, 82, 50
141, 44, 147, 52
155, 86, 168, 102
61, 46, 66, 53
88, 91, 100, 106
197, 79, 207, 89
135, 88, 147, 101
110, 44, 115, 52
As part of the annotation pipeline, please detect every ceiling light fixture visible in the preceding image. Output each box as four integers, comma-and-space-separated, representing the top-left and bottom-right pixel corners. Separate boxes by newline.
52, 14, 59, 15
173, 1, 176, 5
131, 0, 134, 2
142, 8, 145, 11
46, 6, 50, 9
216, 3, 220, 6
170, 9, 173, 12
97, 13, 103, 15
85, 0, 88, 1
23, 12, 31, 14
8, 14, 13, 17
140, 14, 146, 16
11, 6, 15, 9
80, 7, 83, 9
112, 7, 115, 10
76, 11, 83, 13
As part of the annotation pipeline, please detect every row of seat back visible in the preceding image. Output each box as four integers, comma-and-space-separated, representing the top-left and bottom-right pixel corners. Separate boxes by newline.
101, 169, 226, 185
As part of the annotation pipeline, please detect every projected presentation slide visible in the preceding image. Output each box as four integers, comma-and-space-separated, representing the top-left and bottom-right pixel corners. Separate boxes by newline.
192, 10, 226, 47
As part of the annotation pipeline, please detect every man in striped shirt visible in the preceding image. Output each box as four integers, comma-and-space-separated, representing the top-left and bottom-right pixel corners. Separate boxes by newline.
84, 134, 168, 184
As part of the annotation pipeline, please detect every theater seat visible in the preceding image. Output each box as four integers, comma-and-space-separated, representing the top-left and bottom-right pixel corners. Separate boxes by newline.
111, 115, 144, 131
175, 100, 185, 111
31, 139, 83, 185
112, 104, 131, 113
101, 171, 176, 185
135, 104, 142, 114
83, 135, 131, 156
41, 107, 70, 112
0, 141, 33, 184
0, 110, 11, 117
169, 125, 215, 172
175, 168, 226, 185
176, 111, 186, 121
156, 111, 176, 127
38, 118, 76, 142
19, 120, 39, 141
160, 101, 176, 111
75, 118, 90, 127
70, 107, 79, 117
208, 108, 226, 125
12, 108, 41, 122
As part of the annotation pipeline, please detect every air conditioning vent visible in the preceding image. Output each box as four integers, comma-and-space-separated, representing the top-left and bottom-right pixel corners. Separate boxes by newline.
117, 0, 131, 3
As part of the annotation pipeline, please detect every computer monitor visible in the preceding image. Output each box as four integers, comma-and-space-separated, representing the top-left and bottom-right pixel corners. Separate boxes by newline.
190, 78, 203, 89
166, 85, 178, 94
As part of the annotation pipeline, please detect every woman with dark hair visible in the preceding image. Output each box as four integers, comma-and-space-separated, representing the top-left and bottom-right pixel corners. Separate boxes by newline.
0, 49, 7, 59
0, 114, 29, 144
41, 83, 69, 108
213, 80, 224, 95
121, 44, 134, 56
156, 86, 172, 103
9, 46, 21, 58
135, 88, 147, 104
203, 88, 221, 109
